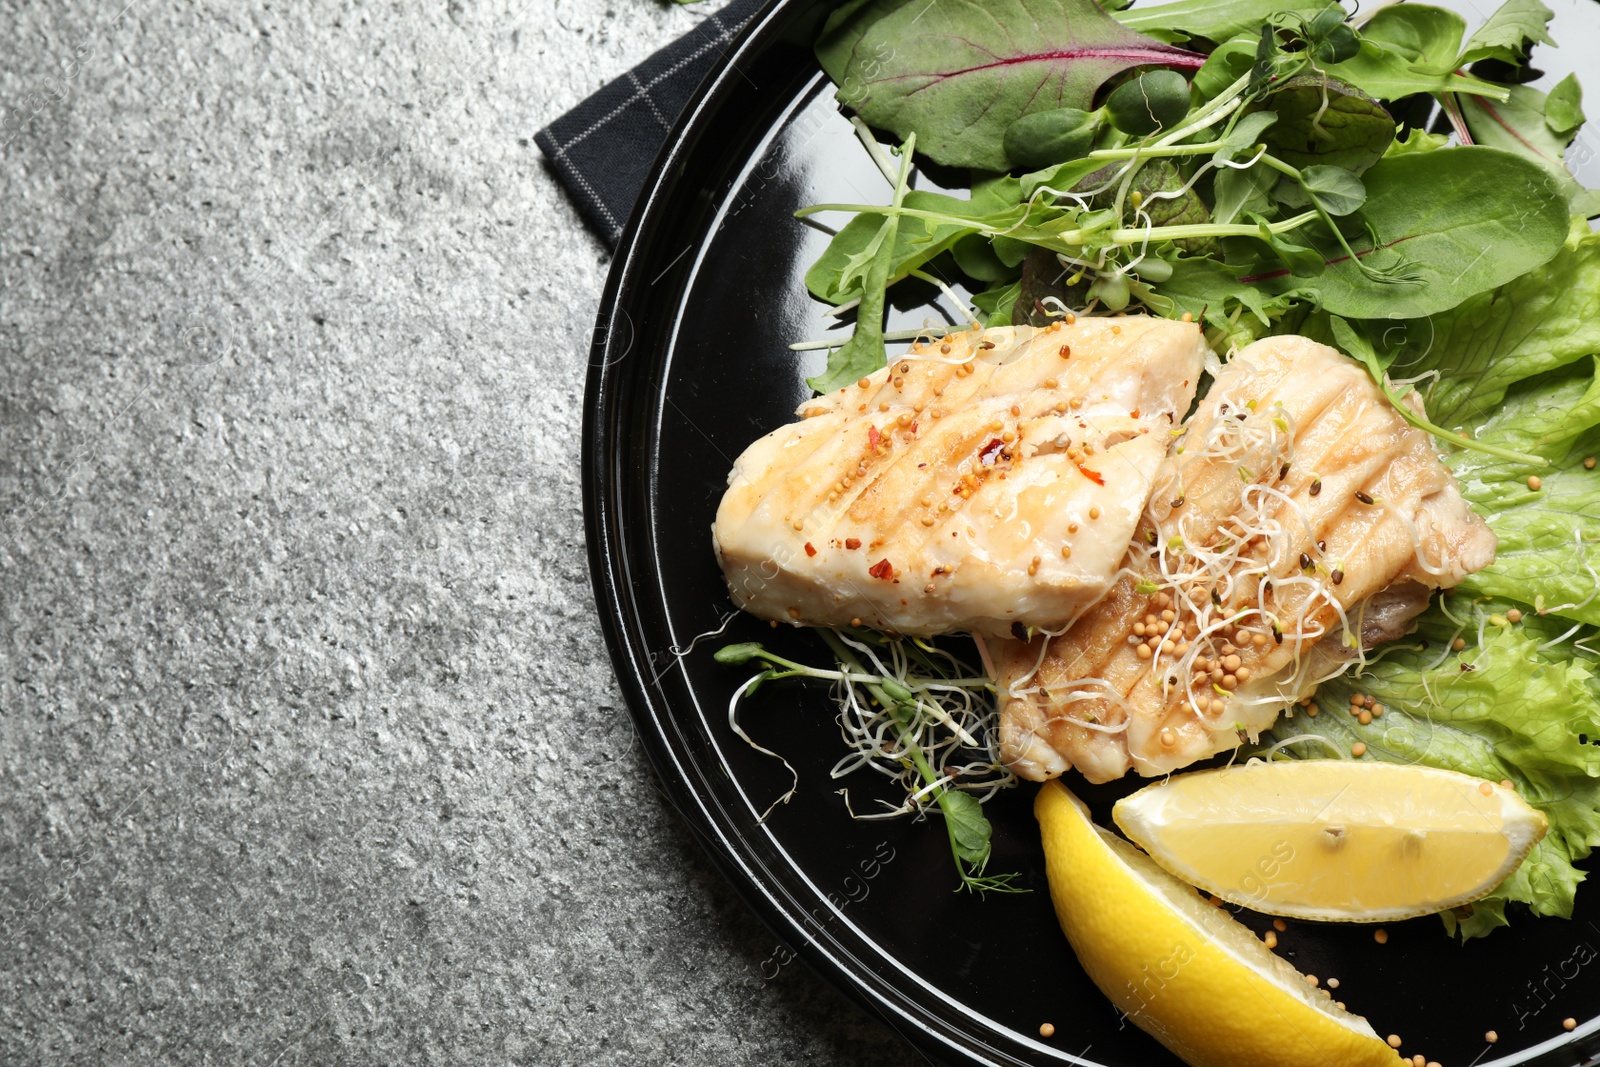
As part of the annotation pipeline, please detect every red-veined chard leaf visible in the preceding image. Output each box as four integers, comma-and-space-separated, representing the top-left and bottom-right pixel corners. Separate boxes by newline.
815, 0, 1205, 170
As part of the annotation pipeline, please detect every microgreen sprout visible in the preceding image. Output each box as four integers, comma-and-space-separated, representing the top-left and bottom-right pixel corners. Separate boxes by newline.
719, 632, 1023, 894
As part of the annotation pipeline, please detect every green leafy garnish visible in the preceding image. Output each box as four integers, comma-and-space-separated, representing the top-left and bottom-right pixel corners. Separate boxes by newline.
715, 632, 1023, 895
816, 0, 1205, 170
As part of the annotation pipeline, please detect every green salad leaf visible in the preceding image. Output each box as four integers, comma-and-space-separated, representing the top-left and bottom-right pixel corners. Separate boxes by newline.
1113, 0, 1338, 45
1462, 84, 1598, 214
805, 179, 1022, 305
1402, 223, 1600, 426
1547, 73, 1586, 137
816, 0, 1205, 170
1257, 75, 1396, 174
806, 135, 917, 393
1446, 360, 1600, 625
1358, 3, 1470, 73
1454, 0, 1557, 68
1259, 147, 1570, 319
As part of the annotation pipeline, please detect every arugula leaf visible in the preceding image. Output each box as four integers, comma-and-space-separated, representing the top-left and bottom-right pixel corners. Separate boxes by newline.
1322, 38, 1508, 104
1265, 147, 1570, 319
1212, 164, 1277, 224
1404, 223, 1600, 426
1461, 84, 1596, 214
1259, 611, 1600, 939
815, 0, 1205, 170
1259, 75, 1397, 174
806, 137, 916, 393
1214, 110, 1278, 163
1113, 0, 1337, 45
805, 179, 1021, 304
1455, 0, 1556, 68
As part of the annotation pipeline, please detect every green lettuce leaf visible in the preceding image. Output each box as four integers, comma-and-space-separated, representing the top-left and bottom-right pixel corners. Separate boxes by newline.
1446, 359, 1600, 624
1402, 223, 1600, 426
1261, 611, 1600, 939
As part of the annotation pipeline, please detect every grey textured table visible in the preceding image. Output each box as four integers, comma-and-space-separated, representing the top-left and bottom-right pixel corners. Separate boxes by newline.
0, 2, 921, 1063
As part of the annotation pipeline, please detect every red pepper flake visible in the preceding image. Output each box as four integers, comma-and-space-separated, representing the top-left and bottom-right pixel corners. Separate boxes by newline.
867, 426, 882, 450
1076, 463, 1105, 486
978, 438, 1005, 466
868, 558, 895, 580
804, 542, 817, 557
845, 537, 861, 550
908, 421, 918, 434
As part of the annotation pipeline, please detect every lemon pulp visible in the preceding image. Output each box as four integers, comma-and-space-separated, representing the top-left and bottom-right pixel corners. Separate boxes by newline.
1113, 760, 1548, 921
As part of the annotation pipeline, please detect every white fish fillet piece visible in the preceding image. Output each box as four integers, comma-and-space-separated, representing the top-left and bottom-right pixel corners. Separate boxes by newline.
995, 335, 1497, 783
713, 318, 1209, 637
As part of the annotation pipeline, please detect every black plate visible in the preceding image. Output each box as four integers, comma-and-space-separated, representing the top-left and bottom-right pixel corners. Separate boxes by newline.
584, 3, 1600, 1064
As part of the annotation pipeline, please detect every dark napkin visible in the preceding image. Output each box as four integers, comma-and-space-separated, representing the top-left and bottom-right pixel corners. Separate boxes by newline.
537, 0, 773, 246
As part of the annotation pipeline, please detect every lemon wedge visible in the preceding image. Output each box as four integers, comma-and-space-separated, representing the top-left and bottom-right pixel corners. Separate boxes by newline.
1113, 760, 1548, 922
1037, 781, 1404, 1067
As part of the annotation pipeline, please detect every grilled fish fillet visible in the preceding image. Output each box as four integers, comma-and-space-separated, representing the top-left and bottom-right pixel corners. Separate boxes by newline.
713, 318, 1209, 637
996, 335, 1497, 782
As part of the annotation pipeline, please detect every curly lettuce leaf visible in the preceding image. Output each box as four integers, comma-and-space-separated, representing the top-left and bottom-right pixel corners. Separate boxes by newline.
1263, 611, 1600, 939
1447, 359, 1600, 623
